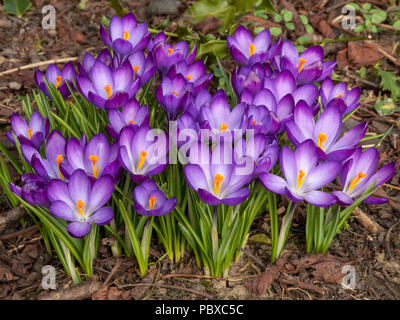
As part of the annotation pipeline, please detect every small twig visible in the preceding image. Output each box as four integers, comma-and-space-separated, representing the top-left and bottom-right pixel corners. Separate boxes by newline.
39, 280, 102, 300
0, 206, 26, 233
162, 273, 259, 282
295, 36, 367, 46
383, 183, 400, 192
0, 57, 79, 77
0, 225, 38, 240
236, 246, 265, 269
385, 220, 400, 260
118, 283, 214, 299
103, 258, 121, 287
376, 47, 400, 66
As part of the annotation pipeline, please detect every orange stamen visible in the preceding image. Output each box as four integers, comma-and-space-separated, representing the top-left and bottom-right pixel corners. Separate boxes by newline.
56, 154, 64, 179
55, 76, 62, 88
214, 174, 224, 195
252, 120, 257, 125
318, 132, 327, 150
27, 128, 33, 140
172, 90, 179, 96
249, 43, 255, 57
220, 122, 228, 132
297, 169, 306, 188
76, 200, 85, 216
336, 93, 345, 98
138, 150, 147, 170
89, 155, 100, 178
149, 196, 156, 210
104, 84, 112, 99
123, 30, 130, 40
187, 74, 192, 81
129, 120, 135, 124
298, 57, 307, 73
168, 48, 174, 55
348, 172, 367, 191
133, 65, 140, 72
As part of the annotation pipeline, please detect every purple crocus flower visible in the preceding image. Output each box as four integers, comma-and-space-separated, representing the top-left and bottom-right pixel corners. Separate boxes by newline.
274, 40, 336, 85
118, 126, 168, 183
78, 49, 113, 78
243, 105, 275, 135
100, 13, 150, 64
76, 60, 139, 110
9, 174, 50, 207
184, 142, 253, 205
153, 40, 196, 76
242, 71, 319, 132
127, 51, 156, 87
62, 133, 120, 183
260, 140, 340, 207
184, 89, 215, 120
285, 102, 367, 161
7, 111, 49, 150
133, 179, 176, 216
332, 147, 396, 206
173, 112, 200, 150
47, 169, 114, 238
227, 26, 280, 67
106, 99, 149, 139
35, 62, 76, 99
320, 78, 361, 115
168, 60, 213, 97
236, 134, 279, 178
232, 63, 271, 101
21, 130, 68, 181
147, 31, 166, 52
199, 93, 247, 136
156, 74, 189, 120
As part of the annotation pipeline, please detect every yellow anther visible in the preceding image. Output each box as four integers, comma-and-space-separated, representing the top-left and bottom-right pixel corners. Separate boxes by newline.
249, 43, 255, 56
138, 150, 147, 170
297, 169, 306, 188
76, 200, 85, 216
172, 90, 179, 96
336, 93, 345, 98
89, 155, 100, 179
187, 74, 192, 81
298, 57, 307, 73
220, 122, 228, 132
56, 154, 64, 179
149, 196, 156, 210
318, 132, 327, 150
348, 172, 367, 191
123, 30, 130, 40
27, 128, 33, 140
104, 84, 112, 99
214, 174, 224, 195
55, 76, 62, 88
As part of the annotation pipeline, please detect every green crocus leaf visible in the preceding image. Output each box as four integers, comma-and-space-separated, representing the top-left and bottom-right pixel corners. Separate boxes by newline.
2, 0, 32, 17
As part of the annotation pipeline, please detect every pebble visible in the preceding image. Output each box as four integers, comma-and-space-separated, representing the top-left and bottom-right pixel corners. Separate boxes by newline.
147, 0, 181, 15
9, 81, 22, 90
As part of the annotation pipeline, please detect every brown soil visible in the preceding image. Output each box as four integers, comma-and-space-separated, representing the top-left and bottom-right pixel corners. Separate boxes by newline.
0, 0, 399, 300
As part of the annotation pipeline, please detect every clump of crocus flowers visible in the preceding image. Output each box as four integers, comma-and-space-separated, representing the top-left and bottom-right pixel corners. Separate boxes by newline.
4, 12, 396, 279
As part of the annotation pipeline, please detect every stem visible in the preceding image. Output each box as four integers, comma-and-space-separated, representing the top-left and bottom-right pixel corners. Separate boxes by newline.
275, 202, 297, 262
268, 191, 279, 263
305, 204, 315, 253
212, 206, 219, 266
